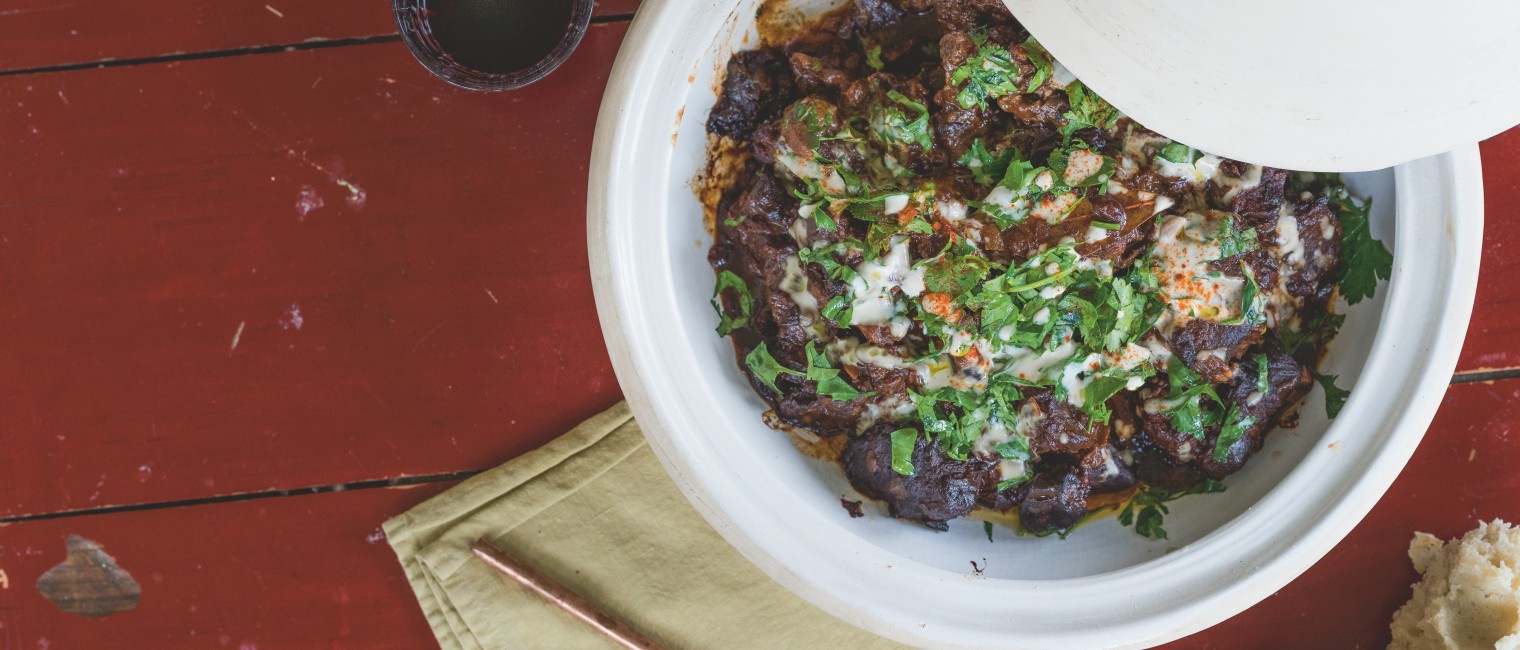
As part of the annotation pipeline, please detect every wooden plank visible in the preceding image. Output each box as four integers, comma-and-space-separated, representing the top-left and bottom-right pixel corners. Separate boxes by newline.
1458, 127, 1520, 373
0, 24, 629, 518
1165, 379, 1520, 648
0, 483, 454, 649
0, 0, 641, 73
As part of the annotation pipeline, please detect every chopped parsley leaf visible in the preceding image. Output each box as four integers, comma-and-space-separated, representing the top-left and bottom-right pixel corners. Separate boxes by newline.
1019, 37, 1052, 92
744, 342, 804, 394
950, 33, 1023, 110
1119, 479, 1226, 539
889, 428, 918, 476
1213, 404, 1256, 461
957, 139, 1015, 186
1217, 218, 1260, 259
865, 45, 885, 71
1312, 370, 1351, 419
1325, 176, 1392, 304
1060, 81, 1120, 141
805, 340, 872, 401
1222, 262, 1264, 326
712, 270, 753, 336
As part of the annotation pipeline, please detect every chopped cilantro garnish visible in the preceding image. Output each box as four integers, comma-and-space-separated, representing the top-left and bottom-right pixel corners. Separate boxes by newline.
869, 90, 934, 151
805, 340, 872, 401
1060, 81, 1120, 141
1222, 262, 1264, 326
950, 33, 1023, 110
1119, 479, 1226, 539
889, 428, 918, 476
744, 342, 804, 394
1276, 310, 1345, 357
1157, 142, 1192, 164
865, 45, 885, 71
984, 520, 995, 542
957, 139, 1015, 186
797, 243, 860, 283
711, 270, 753, 336
1164, 356, 1223, 439
922, 254, 992, 300
1213, 404, 1256, 461
1217, 218, 1259, 259
1311, 369, 1350, 419
1325, 177, 1393, 305
1019, 37, 1052, 92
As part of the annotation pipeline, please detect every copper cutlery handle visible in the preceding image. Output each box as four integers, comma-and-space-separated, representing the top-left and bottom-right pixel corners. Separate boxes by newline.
471, 538, 665, 650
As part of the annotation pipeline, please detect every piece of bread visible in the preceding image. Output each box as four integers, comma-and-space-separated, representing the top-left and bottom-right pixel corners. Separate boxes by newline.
1389, 519, 1520, 649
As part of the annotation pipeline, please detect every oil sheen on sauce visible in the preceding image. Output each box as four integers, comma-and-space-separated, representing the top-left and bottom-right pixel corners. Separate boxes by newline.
427, 0, 573, 74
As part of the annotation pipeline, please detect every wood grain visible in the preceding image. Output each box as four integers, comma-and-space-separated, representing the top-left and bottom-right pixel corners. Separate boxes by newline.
0, 0, 640, 73
0, 482, 454, 649
1458, 128, 1520, 374
0, 23, 629, 519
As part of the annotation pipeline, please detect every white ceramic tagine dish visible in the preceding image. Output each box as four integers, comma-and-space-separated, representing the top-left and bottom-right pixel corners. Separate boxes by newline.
587, 0, 1485, 646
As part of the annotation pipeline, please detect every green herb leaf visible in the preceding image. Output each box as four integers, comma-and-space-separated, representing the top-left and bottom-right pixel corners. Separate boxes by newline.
984, 520, 995, 542
889, 428, 918, 476
957, 139, 1015, 186
923, 254, 992, 299
869, 90, 934, 151
1252, 353, 1271, 395
1330, 183, 1393, 305
1158, 142, 1192, 164
1118, 479, 1226, 539
1217, 217, 1260, 259
865, 45, 885, 71
744, 342, 804, 394
1275, 310, 1345, 357
822, 294, 853, 324
805, 341, 872, 401
1222, 262, 1264, 326
1164, 356, 1223, 439
1312, 370, 1351, 419
711, 270, 753, 336
951, 34, 1023, 110
1060, 81, 1120, 142
1020, 37, 1052, 92
1213, 404, 1257, 461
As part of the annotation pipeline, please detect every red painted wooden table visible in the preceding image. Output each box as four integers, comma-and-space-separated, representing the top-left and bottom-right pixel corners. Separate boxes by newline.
0, 2, 1515, 647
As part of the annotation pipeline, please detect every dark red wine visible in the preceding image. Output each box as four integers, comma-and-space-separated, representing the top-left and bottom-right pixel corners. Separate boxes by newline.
427, 0, 573, 74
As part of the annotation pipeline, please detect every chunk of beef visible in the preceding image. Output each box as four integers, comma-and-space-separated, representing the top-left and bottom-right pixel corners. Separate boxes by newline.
1023, 389, 1103, 457
1129, 431, 1206, 492
1167, 319, 1266, 384
1275, 196, 1342, 305
1196, 348, 1310, 478
1228, 166, 1289, 222
1075, 194, 1155, 270
843, 425, 996, 530
1019, 461, 1090, 533
774, 383, 869, 436
997, 90, 1068, 129
707, 49, 796, 140
1083, 444, 1136, 495
932, 0, 1021, 35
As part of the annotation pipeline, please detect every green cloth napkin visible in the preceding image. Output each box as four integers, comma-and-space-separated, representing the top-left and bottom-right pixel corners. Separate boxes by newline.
383, 402, 905, 649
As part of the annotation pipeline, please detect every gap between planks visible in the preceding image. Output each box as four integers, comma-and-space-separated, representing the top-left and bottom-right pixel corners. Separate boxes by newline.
0, 13, 638, 77
2, 368, 1519, 524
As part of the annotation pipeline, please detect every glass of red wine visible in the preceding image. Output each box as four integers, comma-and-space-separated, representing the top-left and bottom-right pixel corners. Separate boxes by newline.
393, 0, 594, 91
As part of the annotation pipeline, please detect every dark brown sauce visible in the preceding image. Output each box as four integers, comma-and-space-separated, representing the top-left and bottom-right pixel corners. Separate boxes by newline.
427, 0, 573, 73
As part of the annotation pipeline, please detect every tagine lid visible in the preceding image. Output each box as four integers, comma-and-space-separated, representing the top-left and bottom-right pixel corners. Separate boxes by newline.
1004, 0, 1520, 171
